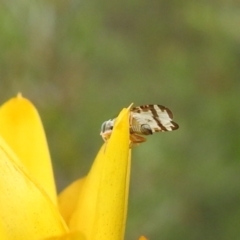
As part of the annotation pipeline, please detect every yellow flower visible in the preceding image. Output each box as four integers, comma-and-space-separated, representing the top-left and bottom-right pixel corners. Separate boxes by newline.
0, 94, 67, 240
0, 94, 147, 240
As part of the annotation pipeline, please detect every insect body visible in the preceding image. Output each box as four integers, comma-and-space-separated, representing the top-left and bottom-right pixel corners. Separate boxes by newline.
100, 104, 179, 145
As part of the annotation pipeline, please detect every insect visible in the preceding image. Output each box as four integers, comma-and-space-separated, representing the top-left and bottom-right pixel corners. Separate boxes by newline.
100, 104, 179, 145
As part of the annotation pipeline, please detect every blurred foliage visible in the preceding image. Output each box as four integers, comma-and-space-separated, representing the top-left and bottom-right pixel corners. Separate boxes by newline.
1, 0, 240, 239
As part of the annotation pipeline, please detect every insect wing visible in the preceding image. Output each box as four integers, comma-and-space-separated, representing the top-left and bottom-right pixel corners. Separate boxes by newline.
131, 104, 179, 133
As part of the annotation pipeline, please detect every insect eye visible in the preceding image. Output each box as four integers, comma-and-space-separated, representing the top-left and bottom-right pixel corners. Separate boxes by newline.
141, 124, 153, 135
101, 120, 114, 133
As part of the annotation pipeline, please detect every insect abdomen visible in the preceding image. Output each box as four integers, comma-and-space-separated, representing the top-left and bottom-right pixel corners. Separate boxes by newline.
130, 124, 152, 135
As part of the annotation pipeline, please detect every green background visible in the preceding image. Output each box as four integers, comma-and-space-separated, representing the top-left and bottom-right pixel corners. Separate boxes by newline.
1, 1, 240, 239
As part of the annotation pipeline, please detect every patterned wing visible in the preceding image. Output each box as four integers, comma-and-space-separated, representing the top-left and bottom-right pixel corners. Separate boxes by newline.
131, 104, 179, 133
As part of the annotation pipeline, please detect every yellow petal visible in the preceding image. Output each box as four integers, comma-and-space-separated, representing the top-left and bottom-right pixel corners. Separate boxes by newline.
59, 106, 131, 240
44, 231, 86, 240
58, 178, 86, 225
0, 94, 57, 204
138, 236, 149, 240
0, 136, 68, 240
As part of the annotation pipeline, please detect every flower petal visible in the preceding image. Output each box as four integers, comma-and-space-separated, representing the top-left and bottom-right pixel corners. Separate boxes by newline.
58, 178, 86, 225
138, 236, 149, 240
0, 94, 57, 204
44, 231, 86, 240
59, 106, 131, 240
0, 135, 68, 240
